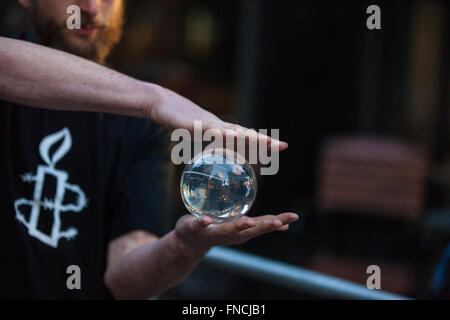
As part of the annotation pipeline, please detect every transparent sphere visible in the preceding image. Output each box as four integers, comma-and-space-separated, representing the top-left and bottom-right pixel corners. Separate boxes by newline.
180, 148, 257, 223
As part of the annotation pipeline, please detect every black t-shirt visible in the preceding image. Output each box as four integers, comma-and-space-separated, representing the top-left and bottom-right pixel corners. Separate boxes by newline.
0, 33, 171, 299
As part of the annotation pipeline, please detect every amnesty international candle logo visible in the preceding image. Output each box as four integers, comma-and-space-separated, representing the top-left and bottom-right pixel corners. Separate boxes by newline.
14, 128, 87, 248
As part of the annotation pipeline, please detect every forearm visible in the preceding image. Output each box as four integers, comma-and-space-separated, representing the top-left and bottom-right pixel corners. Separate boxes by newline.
0, 37, 159, 118
104, 230, 210, 300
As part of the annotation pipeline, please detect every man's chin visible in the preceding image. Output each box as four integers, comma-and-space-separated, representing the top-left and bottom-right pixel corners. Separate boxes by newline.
58, 35, 100, 61
46, 27, 120, 64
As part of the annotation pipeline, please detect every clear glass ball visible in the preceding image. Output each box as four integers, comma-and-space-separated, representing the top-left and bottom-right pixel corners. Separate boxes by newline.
180, 148, 257, 223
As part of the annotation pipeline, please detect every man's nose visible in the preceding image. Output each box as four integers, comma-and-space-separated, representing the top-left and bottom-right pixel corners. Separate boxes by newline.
78, 0, 100, 18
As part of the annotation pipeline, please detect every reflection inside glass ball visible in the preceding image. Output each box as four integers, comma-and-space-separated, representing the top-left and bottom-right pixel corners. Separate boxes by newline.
180, 148, 257, 223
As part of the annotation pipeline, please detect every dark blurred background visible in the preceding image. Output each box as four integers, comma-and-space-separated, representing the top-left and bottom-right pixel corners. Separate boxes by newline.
2, 0, 449, 299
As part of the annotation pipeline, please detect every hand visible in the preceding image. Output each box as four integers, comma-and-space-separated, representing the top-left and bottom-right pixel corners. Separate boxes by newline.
147, 85, 289, 151
174, 213, 299, 254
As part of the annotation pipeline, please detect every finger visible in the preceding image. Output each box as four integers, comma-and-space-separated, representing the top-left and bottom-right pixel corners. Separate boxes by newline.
232, 216, 257, 232
244, 129, 288, 151
253, 213, 298, 225
238, 212, 299, 237
252, 129, 288, 151
218, 123, 289, 152
238, 218, 283, 239
275, 212, 299, 225
276, 224, 289, 231
193, 216, 213, 229
218, 216, 257, 235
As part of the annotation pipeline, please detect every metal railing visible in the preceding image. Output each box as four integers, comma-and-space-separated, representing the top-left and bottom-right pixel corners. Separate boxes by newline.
203, 246, 412, 300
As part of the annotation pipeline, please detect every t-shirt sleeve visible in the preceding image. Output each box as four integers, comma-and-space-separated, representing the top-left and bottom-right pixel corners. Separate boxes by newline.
106, 119, 173, 242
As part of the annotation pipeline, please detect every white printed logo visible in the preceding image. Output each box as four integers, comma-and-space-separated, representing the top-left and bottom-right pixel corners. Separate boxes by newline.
14, 128, 87, 248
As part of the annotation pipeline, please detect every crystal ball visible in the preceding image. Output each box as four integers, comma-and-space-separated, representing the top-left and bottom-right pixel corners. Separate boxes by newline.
180, 148, 257, 223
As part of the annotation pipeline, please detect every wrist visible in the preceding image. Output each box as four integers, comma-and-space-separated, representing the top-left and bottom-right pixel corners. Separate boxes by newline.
172, 230, 211, 260
139, 81, 165, 120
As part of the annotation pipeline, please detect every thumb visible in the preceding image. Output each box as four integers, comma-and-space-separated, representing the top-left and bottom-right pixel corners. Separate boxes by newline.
193, 216, 213, 229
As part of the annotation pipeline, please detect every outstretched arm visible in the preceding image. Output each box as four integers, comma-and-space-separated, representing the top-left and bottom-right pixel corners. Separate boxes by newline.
0, 37, 287, 150
104, 213, 299, 299
0, 36, 153, 118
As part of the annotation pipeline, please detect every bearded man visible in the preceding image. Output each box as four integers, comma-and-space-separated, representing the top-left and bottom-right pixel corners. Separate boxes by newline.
0, 0, 297, 299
